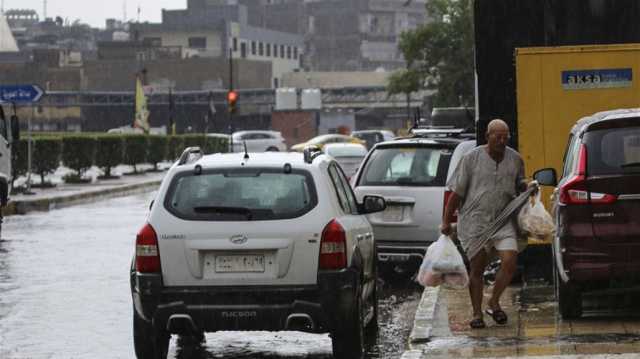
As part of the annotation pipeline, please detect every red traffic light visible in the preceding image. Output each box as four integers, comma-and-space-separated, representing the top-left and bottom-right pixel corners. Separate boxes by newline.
227, 90, 238, 103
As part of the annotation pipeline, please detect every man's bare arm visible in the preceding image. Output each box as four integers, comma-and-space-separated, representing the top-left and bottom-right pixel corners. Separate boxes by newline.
441, 192, 461, 236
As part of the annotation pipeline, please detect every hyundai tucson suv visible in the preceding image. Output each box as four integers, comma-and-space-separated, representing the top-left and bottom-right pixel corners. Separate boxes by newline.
130, 147, 386, 359
534, 109, 640, 319
352, 130, 474, 269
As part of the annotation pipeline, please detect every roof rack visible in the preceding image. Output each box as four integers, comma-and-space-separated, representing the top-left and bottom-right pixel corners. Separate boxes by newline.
178, 146, 204, 165
410, 126, 476, 139
303, 145, 323, 164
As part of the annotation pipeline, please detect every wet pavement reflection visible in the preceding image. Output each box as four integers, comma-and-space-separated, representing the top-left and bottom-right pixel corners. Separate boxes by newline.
0, 192, 422, 359
412, 282, 640, 358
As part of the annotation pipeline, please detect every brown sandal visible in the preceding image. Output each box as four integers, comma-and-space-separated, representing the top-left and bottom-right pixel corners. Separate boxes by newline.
485, 308, 508, 325
469, 317, 486, 329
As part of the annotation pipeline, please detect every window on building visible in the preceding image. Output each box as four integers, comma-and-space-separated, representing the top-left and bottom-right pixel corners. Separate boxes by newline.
143, 37, 162, 47
233, 37, 238, 51
259, 42, 264, 56
266, 43, 271, 57
251, 41, 256, 55
188, 37, 207, 49
294, 47, 298, 59
287, 46, 292, 59
274, 78, 279, 88
280, 45, 285, 58
241, 42, 247, 58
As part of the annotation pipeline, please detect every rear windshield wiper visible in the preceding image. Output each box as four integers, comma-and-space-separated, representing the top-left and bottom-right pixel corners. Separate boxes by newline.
193, 206, 253, 219
621, 162, 640, 168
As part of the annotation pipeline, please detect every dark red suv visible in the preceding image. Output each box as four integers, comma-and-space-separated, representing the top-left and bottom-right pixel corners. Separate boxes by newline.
534, 109, 640, 319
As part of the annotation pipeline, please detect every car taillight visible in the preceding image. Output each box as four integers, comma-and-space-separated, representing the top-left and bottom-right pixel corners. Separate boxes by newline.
443, 190, 458, 223
319, 219, 347, 270
558, 144, 617, 205
135, 223, 161, 273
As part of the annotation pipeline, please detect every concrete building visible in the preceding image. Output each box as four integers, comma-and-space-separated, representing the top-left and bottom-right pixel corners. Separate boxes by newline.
244, 0, 428, 71
282, 71, 390, 88
130, 3, 303, 88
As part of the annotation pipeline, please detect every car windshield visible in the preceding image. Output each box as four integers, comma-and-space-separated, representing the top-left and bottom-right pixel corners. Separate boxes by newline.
359, 146, 453, 186
325, 146, 367, 158
585, 124, 640, 175
165, 168, 317, 221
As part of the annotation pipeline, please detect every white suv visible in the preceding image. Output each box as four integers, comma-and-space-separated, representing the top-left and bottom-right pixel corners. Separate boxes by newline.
130, 147, 386, 359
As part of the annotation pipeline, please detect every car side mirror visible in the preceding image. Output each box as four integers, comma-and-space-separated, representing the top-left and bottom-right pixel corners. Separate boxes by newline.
10, 115, 19, 142
360, 195, 386, 214
533, 168, 557, 187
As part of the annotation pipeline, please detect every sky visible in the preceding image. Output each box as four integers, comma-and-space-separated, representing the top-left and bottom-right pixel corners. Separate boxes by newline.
3, 0, 186, 28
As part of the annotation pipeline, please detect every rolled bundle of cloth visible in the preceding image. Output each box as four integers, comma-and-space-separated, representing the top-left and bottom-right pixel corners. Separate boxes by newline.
464, 187, 538, 260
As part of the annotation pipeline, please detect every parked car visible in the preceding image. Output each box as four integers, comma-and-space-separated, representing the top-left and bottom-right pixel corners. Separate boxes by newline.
231, 130, 287, 152
352, 130, 396, 150
290, 134, 364, 152
352, 130, 475, 270
323, 143, 368, 180
130, 146, 386, 359
533, 109, 640, 319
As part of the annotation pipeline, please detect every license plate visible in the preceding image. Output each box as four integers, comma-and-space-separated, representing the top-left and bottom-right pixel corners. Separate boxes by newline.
215, 255, 265, 273
382, 205, 404, 221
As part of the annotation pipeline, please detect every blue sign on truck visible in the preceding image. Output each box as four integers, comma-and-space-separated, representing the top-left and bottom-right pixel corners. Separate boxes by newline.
562, 68, 632, 90
0, 85, 45, 103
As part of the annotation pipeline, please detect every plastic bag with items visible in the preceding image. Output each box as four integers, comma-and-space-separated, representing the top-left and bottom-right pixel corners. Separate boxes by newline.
417, 235, 469, 289
518, 191, 555, 239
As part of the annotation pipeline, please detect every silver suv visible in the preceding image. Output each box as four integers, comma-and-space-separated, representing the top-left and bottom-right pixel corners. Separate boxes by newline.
352, 131, 475, 270
130, 147, 385, 359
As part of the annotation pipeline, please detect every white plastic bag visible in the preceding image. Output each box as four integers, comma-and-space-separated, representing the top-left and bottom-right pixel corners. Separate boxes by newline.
518, 192, 555, 239
417, 235, 469, 289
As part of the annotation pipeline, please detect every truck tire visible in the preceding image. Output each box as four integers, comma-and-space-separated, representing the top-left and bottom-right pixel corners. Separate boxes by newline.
557, 275, 582, 319
331, 282, 365, 359
133, 310, 170, 359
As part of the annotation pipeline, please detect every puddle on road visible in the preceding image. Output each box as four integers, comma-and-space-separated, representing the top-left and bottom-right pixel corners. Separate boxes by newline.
166, 272, 423, 359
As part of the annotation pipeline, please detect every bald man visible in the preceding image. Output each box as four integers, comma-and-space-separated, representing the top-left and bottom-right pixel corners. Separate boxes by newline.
441, 119, 530, 329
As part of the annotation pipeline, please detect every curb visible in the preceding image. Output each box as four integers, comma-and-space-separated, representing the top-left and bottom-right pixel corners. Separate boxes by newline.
4, 179, 162, 216
409, 286, 441, 344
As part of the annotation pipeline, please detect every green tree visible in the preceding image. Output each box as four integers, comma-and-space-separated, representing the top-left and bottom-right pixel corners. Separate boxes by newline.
388, 0, 474, 107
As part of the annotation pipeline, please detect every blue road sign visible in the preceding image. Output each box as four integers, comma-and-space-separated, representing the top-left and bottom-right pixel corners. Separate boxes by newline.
0, 85, 45, 103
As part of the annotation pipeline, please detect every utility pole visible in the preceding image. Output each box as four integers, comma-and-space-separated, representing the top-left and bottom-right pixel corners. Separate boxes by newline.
43, 0, 47, 19
228, 47, 234, 152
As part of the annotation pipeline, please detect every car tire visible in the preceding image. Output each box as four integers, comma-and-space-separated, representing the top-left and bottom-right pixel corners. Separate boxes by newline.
556, 273, 582, 319
365, 278, 379, 337
266, 146, 279, 151
331, 282, 365, 359
133, 309, 170, 359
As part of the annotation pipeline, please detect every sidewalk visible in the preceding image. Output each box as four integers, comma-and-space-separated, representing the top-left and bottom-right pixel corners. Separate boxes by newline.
6, 166, 166, 215
402, 282, 640, 358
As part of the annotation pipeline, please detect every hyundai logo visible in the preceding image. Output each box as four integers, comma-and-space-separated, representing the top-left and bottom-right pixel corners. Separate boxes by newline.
230, 235, 248, 244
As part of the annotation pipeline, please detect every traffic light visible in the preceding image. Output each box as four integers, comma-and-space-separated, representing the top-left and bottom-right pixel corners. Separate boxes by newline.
227, 90, 238, 114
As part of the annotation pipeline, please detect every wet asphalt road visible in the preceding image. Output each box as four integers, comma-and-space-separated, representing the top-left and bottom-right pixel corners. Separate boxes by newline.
0, 192, 421, 359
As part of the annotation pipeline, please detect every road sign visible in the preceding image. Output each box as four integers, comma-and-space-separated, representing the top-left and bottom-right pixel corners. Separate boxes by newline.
0, 85, 45, 103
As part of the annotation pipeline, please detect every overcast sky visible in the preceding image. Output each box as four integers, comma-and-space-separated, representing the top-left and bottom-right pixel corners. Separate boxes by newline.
3, 0, 186, 28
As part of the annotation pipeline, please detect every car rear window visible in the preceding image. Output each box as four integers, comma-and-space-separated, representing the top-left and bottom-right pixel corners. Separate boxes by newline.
358, 146, 453, 186
164, 168, 317, 221
584, 122, 640, 175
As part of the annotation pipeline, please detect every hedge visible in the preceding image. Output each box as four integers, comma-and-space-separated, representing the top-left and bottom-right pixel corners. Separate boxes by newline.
62, 136, 96, 178
11, 139, 28, 187
33, 137, 62, 184
95, 135, 124, 178
9, 133, 230, 183
147, 135, 168, 171
167, 135, 184, 161
123, 135, 148, 173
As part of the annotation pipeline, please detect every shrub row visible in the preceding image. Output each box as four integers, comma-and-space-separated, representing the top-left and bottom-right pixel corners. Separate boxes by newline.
11, 134, 228, 183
